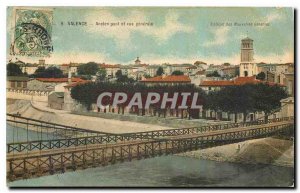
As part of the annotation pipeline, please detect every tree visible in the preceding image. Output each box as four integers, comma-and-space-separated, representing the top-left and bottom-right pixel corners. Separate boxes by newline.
144, 74, 151, 79
206, 83, 288, 123
235, 67, 240, 77
256, 72, 266, 81
7, 63, 23, 76
206, 70, 221, 77
252, 83, 288, 122
115, 70, 123, 79
206, 84, 255, 122
78, 62, 99, 76
171, 70, 184, 75
115, 70, 135, 83
71, 82, 206, 117
33, 66, 64, 78
156, 67, 164, 76
96, 68, 107, 82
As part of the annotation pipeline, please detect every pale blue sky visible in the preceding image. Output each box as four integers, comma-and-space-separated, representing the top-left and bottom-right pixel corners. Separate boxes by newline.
7, 7, 294, 65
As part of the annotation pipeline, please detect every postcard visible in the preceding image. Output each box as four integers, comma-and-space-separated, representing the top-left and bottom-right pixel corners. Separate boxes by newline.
6, 7, 294, 187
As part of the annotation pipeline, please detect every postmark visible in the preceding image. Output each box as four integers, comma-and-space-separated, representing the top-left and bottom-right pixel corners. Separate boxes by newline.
11, 8, 53, 57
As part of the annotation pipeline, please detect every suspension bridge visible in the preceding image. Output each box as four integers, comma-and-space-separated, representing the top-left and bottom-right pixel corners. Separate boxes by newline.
6, 113, 294, 181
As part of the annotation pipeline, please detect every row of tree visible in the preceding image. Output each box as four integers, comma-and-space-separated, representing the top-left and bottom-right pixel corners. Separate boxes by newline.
71, 81, 287, 122
7, 62, 65, 78
204, 83, 287, 122
71, 82, 205, 116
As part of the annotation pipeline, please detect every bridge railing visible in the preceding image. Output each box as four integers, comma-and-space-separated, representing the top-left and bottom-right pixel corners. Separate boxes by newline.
6, 116, 294, 153
7, 121, 294, 181
7, 113, 112, 137
118, 116, 294, 138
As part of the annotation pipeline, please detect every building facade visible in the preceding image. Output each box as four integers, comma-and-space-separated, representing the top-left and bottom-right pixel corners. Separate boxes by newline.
239, 37, 258, 77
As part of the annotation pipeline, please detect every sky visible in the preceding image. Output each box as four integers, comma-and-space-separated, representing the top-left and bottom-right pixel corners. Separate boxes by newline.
7, 7, 294, 65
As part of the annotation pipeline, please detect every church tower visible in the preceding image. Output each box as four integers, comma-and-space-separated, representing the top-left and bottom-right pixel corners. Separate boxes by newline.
239, 37, 257, 77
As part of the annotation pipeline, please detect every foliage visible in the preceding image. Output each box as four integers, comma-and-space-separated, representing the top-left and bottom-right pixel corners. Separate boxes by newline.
71, 82, 206, 112
115, 70, 135, 83
7, 63, 23, 76
77, 62, 99, 76
206, 83, 287, 122
206, 70, 221, 77
33, 66, 64, 78
171, 70, 184, 75
256, 72, 266, 81
156, 67, 164, 76
251, 83, 288, 121
96, 68, 107, 82
144, 74, 151, 79
70, 80, 287, 122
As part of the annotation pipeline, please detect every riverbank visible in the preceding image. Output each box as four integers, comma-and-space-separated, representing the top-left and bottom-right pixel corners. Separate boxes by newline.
7, 99, 227, 133
7, 99, 174, 133
178, 137, 294, 168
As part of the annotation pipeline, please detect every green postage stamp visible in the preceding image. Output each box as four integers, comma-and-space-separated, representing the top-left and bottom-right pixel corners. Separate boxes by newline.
10, 8, 53, 57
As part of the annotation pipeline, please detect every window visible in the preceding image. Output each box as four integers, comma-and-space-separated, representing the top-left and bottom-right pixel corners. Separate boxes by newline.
17, 81, 21, 87
238, 114, 242, 119
11, 81, 15, 88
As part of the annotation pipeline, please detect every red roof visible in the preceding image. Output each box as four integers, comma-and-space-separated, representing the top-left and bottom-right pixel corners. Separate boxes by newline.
234, 76, 259, 84
36, 77, 85, 83
140, 75, 191, 83
64, 81, 90, 88
200, 76, 285, 87
201, 80, 234, 86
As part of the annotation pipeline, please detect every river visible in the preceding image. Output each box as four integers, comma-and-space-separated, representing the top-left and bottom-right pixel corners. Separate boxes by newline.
7, 124, 294, 187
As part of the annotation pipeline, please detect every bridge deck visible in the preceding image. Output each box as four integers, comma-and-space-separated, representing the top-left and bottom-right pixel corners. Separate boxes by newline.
7, 119, 294, 181
7, 120, 293, 160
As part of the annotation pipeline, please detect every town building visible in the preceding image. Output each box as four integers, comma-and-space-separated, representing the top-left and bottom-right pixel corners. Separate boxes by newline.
21, 63, 39, 75
63, 81, 89, 111
120, 66, 138, 76
48, 92, 64, 110
27, 77, 86, 91
185, 66, 198, 75
199, 76, 284, 93
7, 76, 29, 89
189, 70, 207, 85
194, 61, 208, 71
145, 65, 162, 77
220, 65, 239, 78
164, 64, 194, 75
140, 75, 191, 85
205, 64, 222, 76
280, 97, 294, 117
99, 64, 121, 78
60, 63, 80, 75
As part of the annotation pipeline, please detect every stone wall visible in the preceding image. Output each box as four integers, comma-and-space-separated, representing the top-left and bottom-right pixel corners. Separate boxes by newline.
71, 110, 224, 128
6, 88, 50, 102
